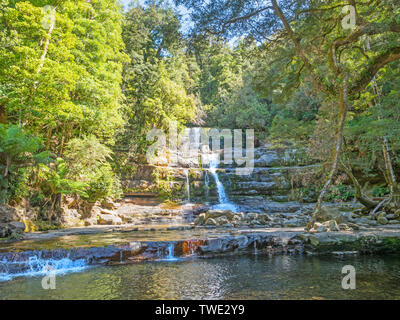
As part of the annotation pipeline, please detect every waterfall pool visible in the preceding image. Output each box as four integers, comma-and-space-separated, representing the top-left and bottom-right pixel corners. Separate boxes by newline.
1, 254, 400, 299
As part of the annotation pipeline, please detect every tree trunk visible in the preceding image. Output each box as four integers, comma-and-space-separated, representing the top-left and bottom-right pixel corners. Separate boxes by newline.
340, 160, 378, 208
382, 136, 400, 205
4, 154, 10, 177
36, 20, 54, 75
48, 195, 57, 224
314, 73, 349, 214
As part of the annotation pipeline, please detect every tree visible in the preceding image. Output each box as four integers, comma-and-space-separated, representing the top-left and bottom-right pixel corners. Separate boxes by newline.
119, 3, 199, 159
176, 0, 400, 217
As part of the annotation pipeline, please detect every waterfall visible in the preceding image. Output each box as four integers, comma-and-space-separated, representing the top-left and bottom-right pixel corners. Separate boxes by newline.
184, 169, 191, 203
164, 243, 178, 261
209, 159, 237, 212
0, 255, 88, 281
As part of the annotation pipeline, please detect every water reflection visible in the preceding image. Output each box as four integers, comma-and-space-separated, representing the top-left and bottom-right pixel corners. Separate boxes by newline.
1, 254, 400, 300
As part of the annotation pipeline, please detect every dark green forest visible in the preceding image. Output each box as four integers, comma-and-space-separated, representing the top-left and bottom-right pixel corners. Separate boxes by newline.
1, 0, 400, 228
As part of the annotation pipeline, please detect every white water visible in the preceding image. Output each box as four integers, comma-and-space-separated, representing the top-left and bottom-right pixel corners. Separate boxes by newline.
209, 159, 238, 212
0, 255, 88, 281
165, 243, 178, 261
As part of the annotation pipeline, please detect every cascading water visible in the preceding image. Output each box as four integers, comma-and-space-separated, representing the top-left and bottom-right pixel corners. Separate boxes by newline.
209, 159, 237, 212
0, 255, 88, 281
164, 243, 178, 261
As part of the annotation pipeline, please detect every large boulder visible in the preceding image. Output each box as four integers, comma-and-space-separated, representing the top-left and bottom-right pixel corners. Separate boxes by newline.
0, 221, 25, 238
314, 206, 348, 224
205, 210, 234, 220
0, 205, 19, 223
0, 223, 10, 238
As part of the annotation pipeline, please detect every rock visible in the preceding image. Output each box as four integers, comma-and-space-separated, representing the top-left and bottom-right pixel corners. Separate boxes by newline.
0, 205, 19, 223
368, 220, 378, 226
394, 209, 400, 217
98, 214, 123, 225
246, 212, 259, 221
84, 217, 97, 226
8, 221, 25, 234
206, 210, 234, 220
377, 216, 388, 225
100, 208, 115, 215
312, 222, 327, 233
60, 208, 82, 227
232, 214, 242, 222
216, 216, 230, 226
339, 223, 350, 231
377, 212, 386, 218
347, 222, 360, 231
101, 198, 119, 210
205, 218, 217, 226
314, 206, 347, 224
328, 220, 340, 232
0, 223, 11, 238
194, 213, 207, 225
284, 218, 303, 228
198, 213, 206, 224
117, 214, 135, 224
386, 214, 396, 220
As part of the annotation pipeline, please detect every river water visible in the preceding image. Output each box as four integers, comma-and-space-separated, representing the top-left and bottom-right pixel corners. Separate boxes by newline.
1, 254, 400, 300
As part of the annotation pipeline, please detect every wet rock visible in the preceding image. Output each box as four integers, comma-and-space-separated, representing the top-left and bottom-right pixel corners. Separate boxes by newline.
386, 214, 396, 220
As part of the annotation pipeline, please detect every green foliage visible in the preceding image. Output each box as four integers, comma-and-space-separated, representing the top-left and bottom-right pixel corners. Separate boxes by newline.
270, 117, 315, 142
0, 124, 51, 203
326, 184, 355, 202
38, 158, 88, 199
119, 4, 199, 158
64, 136, 121, 202
371, 186, 390, 198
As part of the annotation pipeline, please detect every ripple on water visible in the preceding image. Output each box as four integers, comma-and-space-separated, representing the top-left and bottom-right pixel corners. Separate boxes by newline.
1, 254, 400, 299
